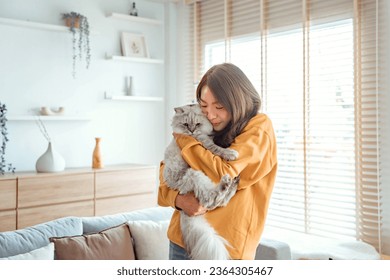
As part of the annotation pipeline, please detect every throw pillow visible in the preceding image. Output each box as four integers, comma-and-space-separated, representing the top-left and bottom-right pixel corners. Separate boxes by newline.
50, 223, 135, 260
127, 220, 170, 260
0, 242, 54, 260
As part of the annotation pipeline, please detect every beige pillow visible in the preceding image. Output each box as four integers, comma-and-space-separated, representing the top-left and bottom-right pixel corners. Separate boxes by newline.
50, 223, 135, 260
127, 220, 170, 260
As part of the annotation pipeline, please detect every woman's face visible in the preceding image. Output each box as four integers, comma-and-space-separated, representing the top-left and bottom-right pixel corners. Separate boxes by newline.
199, 86, 231, 131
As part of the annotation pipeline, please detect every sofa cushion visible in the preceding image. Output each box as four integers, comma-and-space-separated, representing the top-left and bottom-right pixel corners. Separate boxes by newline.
82, 206, 174, 234
0, 242, 55, 260
255, 238, 291, 260
0, 216, 82, 258
127, 220, 170, 260
50, 223, 135, 260
262, 226, 380, 260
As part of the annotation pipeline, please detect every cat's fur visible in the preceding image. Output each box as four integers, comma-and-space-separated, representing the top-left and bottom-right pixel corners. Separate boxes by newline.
163, 104, 240, 260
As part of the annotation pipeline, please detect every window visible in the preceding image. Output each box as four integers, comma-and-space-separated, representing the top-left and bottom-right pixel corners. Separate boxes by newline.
182, 0, 384, 254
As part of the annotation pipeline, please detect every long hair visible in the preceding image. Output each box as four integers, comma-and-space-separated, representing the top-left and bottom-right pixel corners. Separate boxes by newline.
196, 63, 261, 147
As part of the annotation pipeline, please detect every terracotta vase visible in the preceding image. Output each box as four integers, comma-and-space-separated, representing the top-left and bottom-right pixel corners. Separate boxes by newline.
92, 137, 103, 169
36, 142, 66, 173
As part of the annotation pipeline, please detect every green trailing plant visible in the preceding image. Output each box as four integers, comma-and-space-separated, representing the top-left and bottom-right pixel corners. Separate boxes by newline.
0, 103, 15, 175
62, 12, 91, 78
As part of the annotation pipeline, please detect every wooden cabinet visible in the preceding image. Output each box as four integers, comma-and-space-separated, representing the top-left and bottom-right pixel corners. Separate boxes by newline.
95, 166, 157, 215
18, 172, 94, 208
0, 164, 157, 230
0, 178, 17, 231
18, 201, 94, 229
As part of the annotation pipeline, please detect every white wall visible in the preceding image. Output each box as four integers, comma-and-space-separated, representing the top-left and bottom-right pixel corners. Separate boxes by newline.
0, 0, 171, 171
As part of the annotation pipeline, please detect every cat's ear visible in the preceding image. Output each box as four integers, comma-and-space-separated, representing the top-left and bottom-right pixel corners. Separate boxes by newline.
174, 107, 184, 114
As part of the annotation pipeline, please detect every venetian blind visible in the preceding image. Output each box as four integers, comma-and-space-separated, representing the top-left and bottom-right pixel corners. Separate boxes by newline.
183, 0, 383, 253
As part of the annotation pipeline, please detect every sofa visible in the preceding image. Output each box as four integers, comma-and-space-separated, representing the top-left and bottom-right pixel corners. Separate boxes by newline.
0, 206, 291, 260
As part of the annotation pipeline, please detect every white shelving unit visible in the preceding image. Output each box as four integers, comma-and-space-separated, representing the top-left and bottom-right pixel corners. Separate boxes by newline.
0, 16, 99, 34
0, 16, 70, 32
107, 12, 162, 25
104, 92, 163, 102
106, 54, 163, 64
7, 115, 91, 121
105, 10, 164, 103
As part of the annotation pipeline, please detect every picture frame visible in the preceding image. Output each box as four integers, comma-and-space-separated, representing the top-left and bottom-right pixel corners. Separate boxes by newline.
121, 32, 149, 58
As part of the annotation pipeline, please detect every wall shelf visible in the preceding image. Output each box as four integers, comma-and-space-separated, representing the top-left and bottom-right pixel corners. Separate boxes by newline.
0, 16, 99, 34
104, 92, 163, 102
107, 12, 162, 25
0, 16, 70, 32
106, 54, 163, 64
7, 115, 91, 121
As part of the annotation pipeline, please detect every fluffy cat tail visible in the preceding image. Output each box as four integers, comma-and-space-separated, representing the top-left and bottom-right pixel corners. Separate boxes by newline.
180, 213, 231, 260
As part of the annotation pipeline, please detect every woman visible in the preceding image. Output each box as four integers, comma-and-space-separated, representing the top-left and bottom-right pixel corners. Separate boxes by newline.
158, 63, 277, 260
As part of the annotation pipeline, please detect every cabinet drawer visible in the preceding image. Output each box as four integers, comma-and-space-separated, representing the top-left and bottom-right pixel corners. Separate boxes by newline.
18, 173, 94, 208
0, 179, 17, 210
95, 167, 156, 198
17, 200, 94, 229
0, 210, 16, 232
95, 193, 157, 216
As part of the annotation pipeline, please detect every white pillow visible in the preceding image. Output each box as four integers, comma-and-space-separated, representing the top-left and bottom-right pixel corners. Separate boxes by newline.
127, 220, 170, 260
0, 242, 54, 260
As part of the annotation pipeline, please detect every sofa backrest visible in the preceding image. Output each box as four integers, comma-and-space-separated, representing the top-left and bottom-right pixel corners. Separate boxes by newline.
82, 206, 174, 234
0, 217, 83, 258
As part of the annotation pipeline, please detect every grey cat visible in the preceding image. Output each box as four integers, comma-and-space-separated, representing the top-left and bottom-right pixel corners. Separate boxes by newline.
163, 104, 240, 260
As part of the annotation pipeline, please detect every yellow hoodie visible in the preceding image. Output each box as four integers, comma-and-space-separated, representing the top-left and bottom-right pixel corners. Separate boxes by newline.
158, 113, 277, 259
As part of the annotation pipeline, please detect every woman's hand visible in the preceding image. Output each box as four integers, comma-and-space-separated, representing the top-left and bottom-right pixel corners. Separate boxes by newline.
175, 192, 208, 217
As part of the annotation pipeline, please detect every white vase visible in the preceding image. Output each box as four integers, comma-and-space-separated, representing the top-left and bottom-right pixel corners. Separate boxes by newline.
35, 142, 65, 173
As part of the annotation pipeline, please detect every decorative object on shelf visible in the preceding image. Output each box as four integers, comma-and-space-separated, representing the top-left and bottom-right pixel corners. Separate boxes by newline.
129, 2, 139, 16
35, 142, 66, 173
35, 117, 65, 173
62, 11, 91, 78
92, 137, 103, 169
40, 107, 65, 116
126, 76, 133, 96
121, 32, 149, 58
0, 103, 15, 175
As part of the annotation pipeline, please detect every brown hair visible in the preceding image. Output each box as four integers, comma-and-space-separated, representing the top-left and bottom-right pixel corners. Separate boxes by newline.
196, 63, 261, 147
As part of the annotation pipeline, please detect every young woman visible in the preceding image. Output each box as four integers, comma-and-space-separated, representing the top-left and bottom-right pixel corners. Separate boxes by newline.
158, 63, 277, 260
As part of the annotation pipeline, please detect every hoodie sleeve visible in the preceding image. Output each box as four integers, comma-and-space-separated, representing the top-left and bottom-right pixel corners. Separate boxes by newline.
175, 115, 277, 190
157, 161, 179, 208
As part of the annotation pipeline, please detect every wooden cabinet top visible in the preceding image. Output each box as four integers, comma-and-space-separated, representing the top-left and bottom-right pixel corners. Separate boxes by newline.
0, 163, 156, 179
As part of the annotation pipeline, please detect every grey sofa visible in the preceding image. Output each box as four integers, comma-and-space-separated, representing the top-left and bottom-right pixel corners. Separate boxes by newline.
0, 206, 291, 260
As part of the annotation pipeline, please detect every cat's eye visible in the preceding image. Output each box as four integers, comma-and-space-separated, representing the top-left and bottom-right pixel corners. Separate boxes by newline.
184, 123, 189, 127
195, 123, 201, 127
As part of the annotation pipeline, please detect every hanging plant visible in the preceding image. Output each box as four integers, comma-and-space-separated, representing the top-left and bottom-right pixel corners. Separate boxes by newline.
62, 12, 91, 78
0, 103, 15, 175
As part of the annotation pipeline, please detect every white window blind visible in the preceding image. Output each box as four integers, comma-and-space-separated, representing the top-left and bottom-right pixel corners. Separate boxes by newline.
182, 0, 384, 253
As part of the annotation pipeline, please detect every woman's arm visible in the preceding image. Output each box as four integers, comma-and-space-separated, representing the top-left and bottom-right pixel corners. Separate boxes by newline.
175, 116, 276, 190
157, 161, 208, 216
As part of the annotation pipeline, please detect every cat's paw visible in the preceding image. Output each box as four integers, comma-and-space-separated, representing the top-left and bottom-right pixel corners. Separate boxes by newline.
219, 174, 240, 191
221, 149, 239, 161
213, 175, 240, 207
